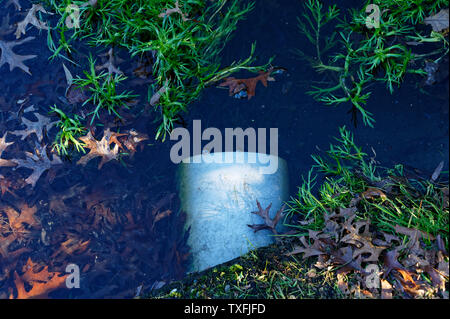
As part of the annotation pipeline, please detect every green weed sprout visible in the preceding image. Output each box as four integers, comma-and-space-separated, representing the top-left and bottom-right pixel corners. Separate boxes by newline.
50, 105, 87, 156
296, 0, 449, 127
287, 127, 449, 247
44, 0, 269, 141
73, 55, 137, 125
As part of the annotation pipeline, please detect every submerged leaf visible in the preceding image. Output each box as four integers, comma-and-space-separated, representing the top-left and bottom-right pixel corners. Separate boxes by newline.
0, 132, 16, 167
0, 37, 37, 75
13, 143, 62, 188
10, 113, 56, 142
77, 129, 121, 169
424, 9, 449, 32
15, 4, 50, 39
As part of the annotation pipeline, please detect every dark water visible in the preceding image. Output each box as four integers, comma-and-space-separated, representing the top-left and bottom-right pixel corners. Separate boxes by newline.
0, 0, 448, 298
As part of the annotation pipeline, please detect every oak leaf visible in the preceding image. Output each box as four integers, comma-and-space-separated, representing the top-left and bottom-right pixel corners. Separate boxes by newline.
10, 265, 67, 299
6, 0, 22, 11
247, 199, 285, 235
424, 9, 449, 32
219, 67, 276, 100
77, 128, 121, 169
95, 48, 123, 76
0, 132, 16, 167
10, 112, 56, 142
158, 0, 190, 21
13, 142, 63, 187
15, 4, 50, 39
0, 37, 37, 75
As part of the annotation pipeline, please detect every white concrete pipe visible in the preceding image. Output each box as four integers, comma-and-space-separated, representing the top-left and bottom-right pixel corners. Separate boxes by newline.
177, 152, 289, 273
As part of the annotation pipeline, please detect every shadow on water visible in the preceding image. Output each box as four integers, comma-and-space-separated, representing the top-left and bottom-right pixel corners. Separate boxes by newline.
0, 0, 448, 298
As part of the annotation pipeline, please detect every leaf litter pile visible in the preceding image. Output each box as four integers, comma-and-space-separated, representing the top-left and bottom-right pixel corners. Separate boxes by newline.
285, 203, 448, 299
0, 2, 190, 298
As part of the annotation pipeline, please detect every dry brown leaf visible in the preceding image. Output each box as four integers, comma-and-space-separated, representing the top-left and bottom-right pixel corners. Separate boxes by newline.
219, 67, 276, 100
77, 129, 120, 169
0, 37, 36, 75
361, 187, 387, 200
337, 273, 350, 295
1, 203, 39, 233
384, 249, 405, 277
158, 0, 190, 21
11, 266, 67, 299
247, 199, 285, 235
380, 279, 393, 299
120, 129, 149, 157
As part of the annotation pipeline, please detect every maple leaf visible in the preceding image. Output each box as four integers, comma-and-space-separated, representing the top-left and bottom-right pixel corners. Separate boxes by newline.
0, 132, 16, 167
10, 112, 56, 142
247, 199, 285, 235
15, 4, 50, 39
13, 142, 63, 188
77, 128, 120, 169
219, 67, 277, 99
0, 37, 37, 75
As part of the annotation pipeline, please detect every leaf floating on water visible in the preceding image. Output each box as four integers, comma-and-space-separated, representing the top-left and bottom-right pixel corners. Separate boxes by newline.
0, 37, 37, 75
424, 9, 449, 32
13, 142, 63, 188
15, 4, 50, 39
219, 67, 278, 100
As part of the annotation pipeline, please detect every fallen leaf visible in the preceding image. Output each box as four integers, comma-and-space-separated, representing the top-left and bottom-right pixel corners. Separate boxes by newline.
0, 37, 37, 75
219, 67, 277, 100
77, 128, 120, 169
361, 187, 387, 200
13, 142, 63, 187
384, 249, 405, 277
11, 266, 67, 299
424, 9, 449, 32
158, 0, 190, 21
95, 48, 123, 76
10, 112, 56, 142
247, 199, 285, 235
380, 279, 393, 299
0, 132, 16, 167
15, 4, 50, 39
